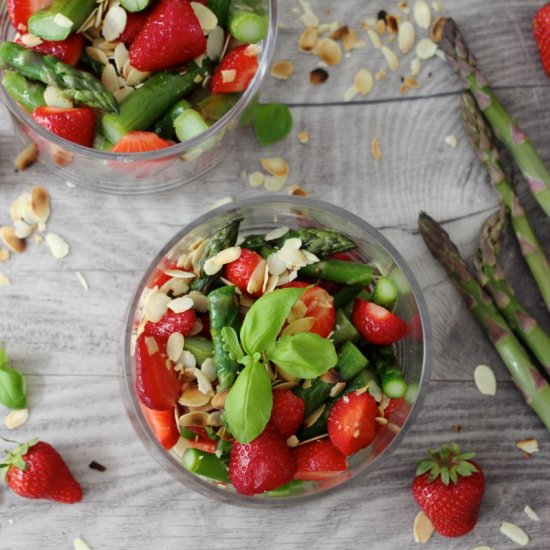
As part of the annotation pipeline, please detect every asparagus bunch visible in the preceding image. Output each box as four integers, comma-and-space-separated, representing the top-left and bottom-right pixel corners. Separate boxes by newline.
460, 91, 550, 312
475, 210, 550, 378
441, 18, 550, 219
418, 212, 550, 431
0, 43, 118, 113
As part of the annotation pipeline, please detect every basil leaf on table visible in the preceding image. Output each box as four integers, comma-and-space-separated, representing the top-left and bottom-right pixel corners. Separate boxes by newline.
240, 286, 307, 355
0, 365, 27, 410
253, 103, 293, 146
225, 359, 273, 444
267, 332, 338, 379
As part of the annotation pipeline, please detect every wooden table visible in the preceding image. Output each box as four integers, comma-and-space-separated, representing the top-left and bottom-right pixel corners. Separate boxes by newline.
0, 0, 549, 548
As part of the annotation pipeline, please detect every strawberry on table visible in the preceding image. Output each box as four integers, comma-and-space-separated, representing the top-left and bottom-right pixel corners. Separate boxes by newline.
2, 439, 82, 503
210, 44, 259, 94
223, 248, 264, 296
143, 308, 197, 340
269, 389, 305, 438
352, 299, 407, 345
7, 0, 51, 32
293, 439, 347, 481
413, 443, 485, 537
16, 32, 84, 66
129, 0, 206, 72
534, 3, 550, 76
32, 106, 96, 147
111, 131, 172, 153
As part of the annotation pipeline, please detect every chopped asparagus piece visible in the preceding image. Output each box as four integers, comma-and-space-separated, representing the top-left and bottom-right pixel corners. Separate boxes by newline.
29, 0, 96, 41
2, 71, 46, 112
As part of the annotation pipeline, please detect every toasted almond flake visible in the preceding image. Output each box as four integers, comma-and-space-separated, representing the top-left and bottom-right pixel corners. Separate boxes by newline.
282, 317, 315, 336
114, 42, 129, 73
44, 85, 73, 108
20, 33, 43, 47
398, 2, 410, 12
53, 12, 72, 27
203, 257, 223, 276
200, 358, 217, 383
101, 63, 120, 93
213, 246, 241, 266
4, 408, 29, 430
500, 522, 529, 547
159, 278, 189, 297
431, 16, 446, 43
75, 271, 89, 290
13, 220, 34, 239
166, 332, 184, 363
516, 438, 539, 455
144, 336, 159, 356
164, 269, 196, 279
416, 38, 438, 59
304, 404, 326, 428
125, 66, 150, 86
298, 0, 319, 28
245, 171, 264, 188
344, 86, 358, 102
178, 411, 209, 427
342, 28, 359, 51
243, 44, 259, 57
297, 131, 310, 144
86, 46, 109, 65
444, 134, 458, 148
0, 227, 25, 254
113, 86, 133, 102
375, 19, 386, 35
288, 184, 309, 197
102, 5, 126, 41
211, 390, 229, 409
404, 75, 420, 89
299, 27, 318, 52
354, 69, 374, 96
220, 68, 237, 83
73, 537, 91, 550
264, 175, 288, 192
144, 290, 171, 323
14, 145, 38, 171
386, 14, 399, 33
168, 296, 195, 314
246, 259, 267, 295
206, 25, 224, 60
265, 227, 289, 241
29, 187, 50, 223
208, 196, 234, 210
186, 291, 207, 313
524, 505, 540, 522
410, 57, 421, 76
180, 350, 197, 369
260, 157, 289, 177
316, 38, 342, 65
0, 273, 10, 287
286, 435, 299, 448
0, 250, 9, 262
381, 45, 399, 71
271, 60, 295, 80
398, 21, 415, 54
367, 29, 382, 49
371, 137, 382, 160
45, 233, 69, 259
329, 381, 347, 398
191, 2, 218, 31
414, 0, 431, 29
413, 511, 434, 543
471, 547, 494, 550
267, 253, 288, 276
432, 1, 442, 11
374, 69, 387, 81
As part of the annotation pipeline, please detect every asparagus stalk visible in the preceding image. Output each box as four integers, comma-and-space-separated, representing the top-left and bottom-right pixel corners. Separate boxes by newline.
475, 209, 550, 377
151, 99, 191, 140
120, 0, 154, 12
183, 336, 213, 365
208, 0, 231, 29
418, 212, 550, 430
441, 18, 550, 218
333, 285, 364, 310
181, 448, 229, 482
332, 310, 360, 346
299, 259, 374, 286
29, 0, 96, 41
293, 378, 333, 417
336, 341, 369, 381
2, 71, 46, 112
461, 91, 550, 311
0, 43, 118, 113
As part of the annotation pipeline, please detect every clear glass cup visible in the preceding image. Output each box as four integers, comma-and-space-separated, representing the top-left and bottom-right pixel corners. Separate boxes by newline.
0, 0, 277, 194
121, 196, 432, 506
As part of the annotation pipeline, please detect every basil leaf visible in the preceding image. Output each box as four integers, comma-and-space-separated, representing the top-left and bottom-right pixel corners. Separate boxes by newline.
240, 287, 307, 355
0, 346, 7, 368
267, 332, 338, 379
0, 366, 27, 409
225, 360, 272, 444
221, 326, 245, 363
253, 103, 293, 146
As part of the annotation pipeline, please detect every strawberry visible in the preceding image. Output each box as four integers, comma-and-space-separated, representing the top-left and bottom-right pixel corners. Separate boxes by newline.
210, 45, 259, 94
413, 444, 485, 537
352, 299, 407, 345
119, 8, 151, 46
32, 106, 96, 147
327, 391, 378, 456
269, 389, 305, 438
139, 404, 179, 449
223, 248, 264, 296
534, 3, 550, 76
7, 0, 50, 32
229, 425, 296, 495
293, 439, 347, 481
111, 131, 172, 153
129, 0, 206, 72
134, 333, 182, 410
143, 308, 197, 341
2, 439, 82, 503
383, 397, 411, 426
182, 427, 217, 453
15, 33, 84, 66
147, 260, 180, 289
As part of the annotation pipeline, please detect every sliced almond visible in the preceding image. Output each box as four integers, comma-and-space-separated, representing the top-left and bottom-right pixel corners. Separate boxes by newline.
474, 364, 496, 396
344, 86, 358, 102
214, 246, 241, 266
1, 227, 26, 253
125, 66, 150, 86
248, 171, 265, 188
179, 387, 211, 408
53, 13, 73, 28
367, 29, 382, 49
221, 69, 236, 83
329, 381, 347, 398
102, 5, 127, 41
381, 45, 399, 71
297, 131, 310, 144
206, 26, 224, 60
413, 510, 434, 543
398, 21, 415, 54
200, 358, 217, 383
298, 0, 319, 27
44, 85, 73, 108
86, 46, 109, 65
211, 390, 229, 409
288, 184, 309, 197
203, 257, 223, 276
524, 505, 540, 522
316, 38, 342, 65
191, 2, 218, 32
45, 232, 69, 259
114, 42, 129, 73
14, 220, 34, 240
414, 0, 431, 29
342, 28, 359, 51
444, 134, 458, 148
20, 33, 43, 47
286, 435, 299, 448
404, 75, 420, 89
246, 258, 267, 295
416, 38, 438, 60
167, 332, 184, 363
282, 316, 315, 336
299, 27, 318, 52
287, 299, 308, 323
243, 43, 259, 57
499, 522, 529, 547
260, 157, 289, 177
0, 273, 10, 287
431, 16, 446, 43
271, 60, 295, 80
73, 537, 91, 550
303, 404, 326, 428
30, 187, 50, 223
168, 296, 194, 314
371, 137, 382, 160
4, 408, 29, 430
144, 290, 171, 323
264, 175, 288, 192
516, 438, 539, 455
386, 15, 399, 34
14, 145, 38, 171
273, 380, 299, 390
375, 19, 386, 35
410, 57, 421, 76
0, 250, 9, 262
399, 2, 410, 12
178, 411, 209, 428
114, 86, 134, 103
265, 227, 289, 241
267, 253, 287, 276
354, 69, 374, 96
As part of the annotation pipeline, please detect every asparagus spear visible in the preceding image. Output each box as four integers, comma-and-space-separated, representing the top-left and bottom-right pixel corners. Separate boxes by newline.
475, 209, 550, 377
336, 341, 369, 381
120, 0, 154, 12
299, 259, 374, 286
461, 91, 550, 311
29, 0, 96, 41
183, 336, 213, 365
0, 43, 118, 113
2, 71, 46, 112
418, 212, 550, 430
208, 0, 231, 29
191, 218, 241, 294
293, 378, 333, 417
182, 448, 229, 482
151, 100, 192, 140
441, 18, 550, 218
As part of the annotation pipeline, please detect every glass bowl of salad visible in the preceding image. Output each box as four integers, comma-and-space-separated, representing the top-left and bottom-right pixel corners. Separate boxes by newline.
121, 196, 432, 505
0, 0, 276, 194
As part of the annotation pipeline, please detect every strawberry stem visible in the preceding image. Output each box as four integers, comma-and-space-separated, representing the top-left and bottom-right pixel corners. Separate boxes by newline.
416, 443, 478, 486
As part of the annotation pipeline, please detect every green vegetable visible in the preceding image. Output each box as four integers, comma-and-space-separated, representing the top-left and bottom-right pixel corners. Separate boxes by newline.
372, 277, 398, 308
93, 133, 113, 152
333, 285, 364, 310
208, 0, 231, 28
293, 378, 333, 417
252, 103, 292, 146
181, 448, 229, 482
151, 99, 191, 140
300, 260, 374, 287
174, 109, 209, 143
184, 336, 213, 365
29, 0, 96, 41
332, 310, 360, 346
0, 346, 27, 410
120, 0, 154, 12
336, 341, 368, 381
405, 381, 419, 405
195, 93, 240, 124
228, 0, 268, 43
2, 71, 46, 112
0, 42, 118, 112
266, 480, 305, 496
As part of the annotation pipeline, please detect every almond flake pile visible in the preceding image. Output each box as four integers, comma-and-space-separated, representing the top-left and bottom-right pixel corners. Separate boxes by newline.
247, 157, 293, 192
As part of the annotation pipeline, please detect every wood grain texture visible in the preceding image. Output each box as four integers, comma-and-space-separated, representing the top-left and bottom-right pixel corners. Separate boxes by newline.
0, 0, 549, 547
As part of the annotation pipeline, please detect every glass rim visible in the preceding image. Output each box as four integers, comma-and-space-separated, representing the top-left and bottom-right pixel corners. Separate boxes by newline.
0, 0, 278, 160
120, 195, 433, 506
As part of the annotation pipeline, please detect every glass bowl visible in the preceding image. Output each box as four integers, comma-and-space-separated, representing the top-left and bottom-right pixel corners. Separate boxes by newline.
120, 196, 432, 505
0, 0, 277, 194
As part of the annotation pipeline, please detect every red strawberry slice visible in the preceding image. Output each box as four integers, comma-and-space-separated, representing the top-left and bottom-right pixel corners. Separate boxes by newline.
229, 425, 296, 495
31, 106, 95, 147
328, 391, 378, 456
352, 299, 407, 345
135, 333, 182, 410
183, 427, 217, 453
129, 0, 206, 72
223, 248, 264, 296
139, 404, 179, 449
210, 45, 259, 94
15, 33, 84, 66
143, 308, 197, 341
269, 389, 305, 438
147, 260, 180, 289
119, 8, 151, 46
383, 397, 411, 426
7, 0, 51, 31
293, 439, 347, 480
534, 3, 550, 76
112, 131, 172, 153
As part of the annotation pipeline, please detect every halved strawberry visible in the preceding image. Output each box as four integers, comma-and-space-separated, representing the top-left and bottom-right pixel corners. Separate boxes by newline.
16, 33, 84, 66
210, 45, 259, 94
328, 391, 378, 456
134, 333, 182, 410
7, 0, 51, 31
269, 389, 305, 438
111, 131, 172, 153
139, 403, 179, 449
383, 397, 411, 426
129, 0, 206, 72
223, 248, 264, 296
352, 299, 407, 345
143, 308, 197, 341
183, 427, 217, 453
31, 106, 95, 147
293, 439, 347, 480
119, 8, 151, 46
147, 260, 180, 289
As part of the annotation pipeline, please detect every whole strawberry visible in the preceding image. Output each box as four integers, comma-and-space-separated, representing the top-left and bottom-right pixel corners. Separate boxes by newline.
534, 3, 550, 76
412, 443, 485, 537
1, 439, 83, 503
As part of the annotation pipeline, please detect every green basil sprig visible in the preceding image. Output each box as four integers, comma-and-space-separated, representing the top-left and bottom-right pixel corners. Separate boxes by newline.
0, 346, 27, 410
